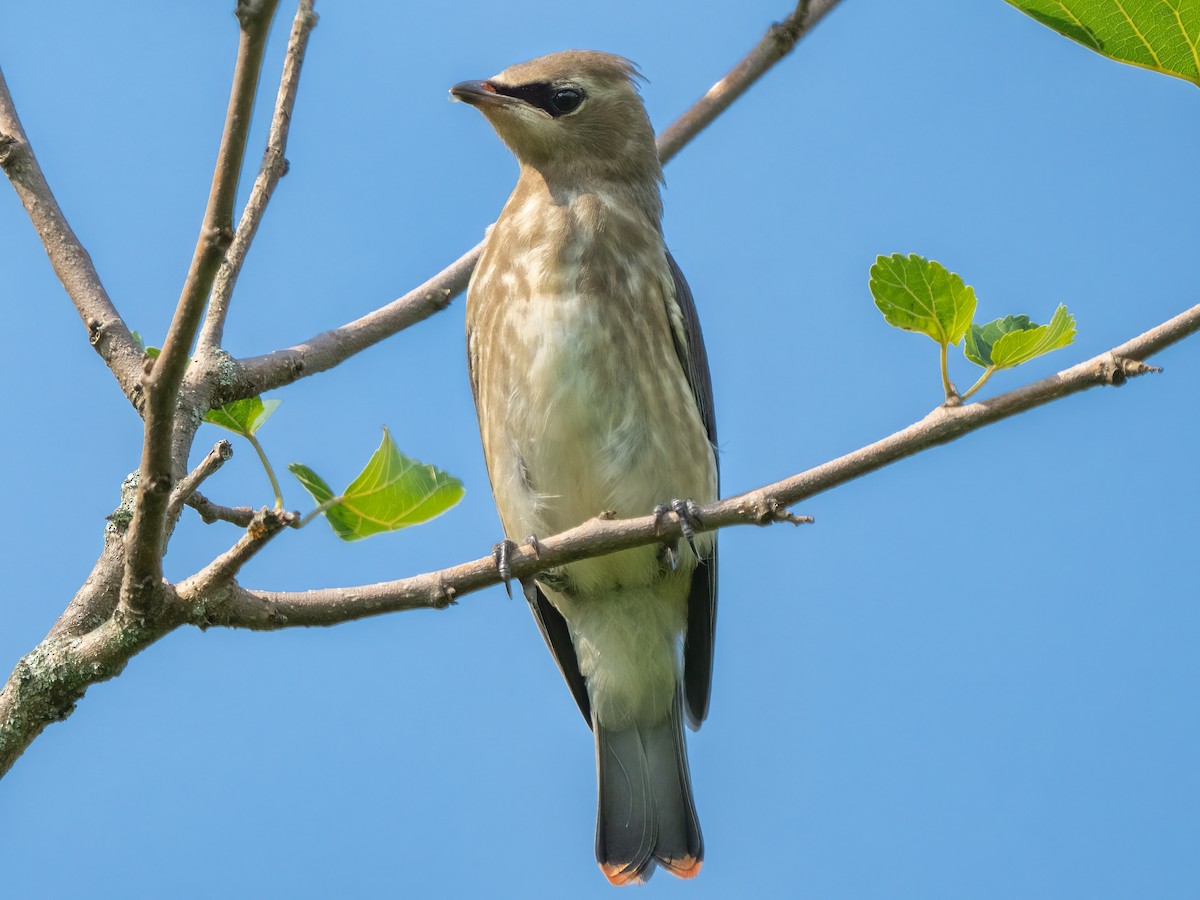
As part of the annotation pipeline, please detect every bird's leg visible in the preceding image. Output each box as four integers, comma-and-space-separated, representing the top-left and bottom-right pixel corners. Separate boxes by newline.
673, 499, 703, 559
494, 534, 548, 598
654, 499, 704, 570
492, 539, 518, 598
653, 504, 679, 570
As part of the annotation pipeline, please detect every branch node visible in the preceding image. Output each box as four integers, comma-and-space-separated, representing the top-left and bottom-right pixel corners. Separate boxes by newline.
752, 494, 812, 527
770, 1, 812, 49
246, 506, 297, 540
235, 0, 274, 30
1103, 354, 1162, 385
434, 581, 458, 609
0, 132, 21, 171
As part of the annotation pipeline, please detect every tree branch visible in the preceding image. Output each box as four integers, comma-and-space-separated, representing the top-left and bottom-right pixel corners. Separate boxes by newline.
196, 0, 319, 358
0, 67, 144, 408
3, 297, 1195, 777
656, 0, 840, 163
226, 0, 847, 401
0, 613, 175, 779
121, 0, 282, 617
177, 507, 296, 603
186, 493, 259, 527
191, 301, 1199, 631
232, 244, 476, 398
166, 440, 234, 532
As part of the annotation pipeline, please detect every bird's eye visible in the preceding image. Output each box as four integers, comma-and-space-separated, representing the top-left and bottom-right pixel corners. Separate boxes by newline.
550, 88, 583, 115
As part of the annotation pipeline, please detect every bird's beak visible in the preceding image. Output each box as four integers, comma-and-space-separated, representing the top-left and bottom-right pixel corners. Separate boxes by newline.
450, 80, 517, 110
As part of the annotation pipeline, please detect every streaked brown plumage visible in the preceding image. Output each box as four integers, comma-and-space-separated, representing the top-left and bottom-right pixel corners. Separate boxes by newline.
453, 51, 718, 885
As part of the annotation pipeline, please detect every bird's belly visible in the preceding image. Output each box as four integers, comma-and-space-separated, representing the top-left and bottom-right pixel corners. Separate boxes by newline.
484, 290, 715, 593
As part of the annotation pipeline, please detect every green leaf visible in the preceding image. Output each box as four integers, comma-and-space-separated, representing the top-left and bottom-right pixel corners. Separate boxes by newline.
1006, 0, 1200, 88
288, 428, 464, 541
204, 397, 281, 437
288, 463, 337, 507
869, 254, 977, 347
990, 305, 1077, 369
964, 314, 1034, 367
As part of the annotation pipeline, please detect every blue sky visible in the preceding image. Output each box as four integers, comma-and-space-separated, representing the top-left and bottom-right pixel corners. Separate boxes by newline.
2, 1, 1198, 897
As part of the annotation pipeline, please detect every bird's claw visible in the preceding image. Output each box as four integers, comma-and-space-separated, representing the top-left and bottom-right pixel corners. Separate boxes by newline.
492, 539, 517, 598
654, 499, 704, 570
673, 498, 703, 560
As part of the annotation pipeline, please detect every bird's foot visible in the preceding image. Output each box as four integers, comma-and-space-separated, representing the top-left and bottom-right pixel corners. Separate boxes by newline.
492, 539, 518, 598
493, 535, 545, 598
653, 499, 704, 570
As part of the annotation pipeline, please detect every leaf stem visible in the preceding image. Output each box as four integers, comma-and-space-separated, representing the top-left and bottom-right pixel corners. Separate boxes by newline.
939, 341, 954, 400
960, 366, 997, 402
299, 496, 343, 528
245, 433, 283, 508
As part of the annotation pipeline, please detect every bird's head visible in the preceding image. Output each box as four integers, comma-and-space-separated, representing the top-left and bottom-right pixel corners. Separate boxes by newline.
451, 50, 661, 187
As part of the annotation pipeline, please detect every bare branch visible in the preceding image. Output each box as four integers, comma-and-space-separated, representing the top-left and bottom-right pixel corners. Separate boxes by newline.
121, 0, 283, 617
0, 67, 144, 407
656, 0, 842, 163
167, 440, 234, 531
195, 301, 1199, 631
177, 507, 297, 602
197, 0, 319, 358
227, 0, 844, 400
4, 299, 1195, 777
186, 493, 259, 527
233, 244, 476, 397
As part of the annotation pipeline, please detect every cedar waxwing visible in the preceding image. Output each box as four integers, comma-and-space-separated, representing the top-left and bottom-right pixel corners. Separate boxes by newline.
453, 50, 718, 885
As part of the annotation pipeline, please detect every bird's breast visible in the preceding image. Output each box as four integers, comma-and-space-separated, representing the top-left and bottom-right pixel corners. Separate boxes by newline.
467, 195, 716, 591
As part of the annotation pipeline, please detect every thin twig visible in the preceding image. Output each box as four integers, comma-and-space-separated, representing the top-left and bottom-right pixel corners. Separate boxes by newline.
0, 67, 144, 407
227, 0, 847, 401
177, 507, 297, 604
197, 0, 319, 357
232, 245, 476, 397
186, 493, 259, 527
656, 0, 840, 163
190, 301, 1199, 630
166, 440, 234, 531
121, 0, 283, 618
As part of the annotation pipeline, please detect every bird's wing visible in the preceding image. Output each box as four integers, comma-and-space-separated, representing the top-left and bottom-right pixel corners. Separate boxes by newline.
522, 579, 593, 727
665, 251, 719, 730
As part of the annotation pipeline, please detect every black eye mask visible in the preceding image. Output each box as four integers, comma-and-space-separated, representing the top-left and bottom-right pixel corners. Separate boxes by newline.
488, 81, 585, 117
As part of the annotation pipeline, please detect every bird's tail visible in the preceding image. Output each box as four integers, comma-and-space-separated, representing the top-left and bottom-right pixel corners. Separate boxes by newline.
594, 694, 702, 885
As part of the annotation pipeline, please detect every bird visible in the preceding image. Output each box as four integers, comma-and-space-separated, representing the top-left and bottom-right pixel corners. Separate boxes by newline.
452, 51, 719, 885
